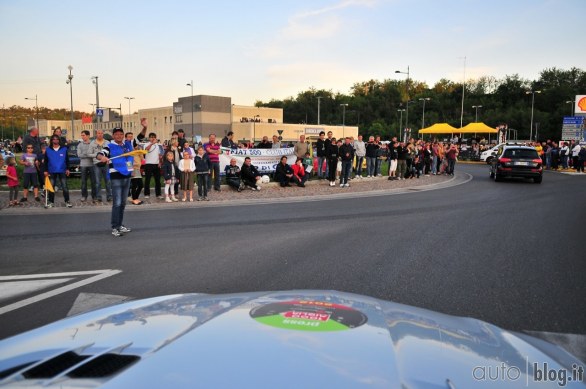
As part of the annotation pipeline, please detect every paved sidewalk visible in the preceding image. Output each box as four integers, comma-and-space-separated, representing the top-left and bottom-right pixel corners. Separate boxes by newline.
0, 174, 454, 212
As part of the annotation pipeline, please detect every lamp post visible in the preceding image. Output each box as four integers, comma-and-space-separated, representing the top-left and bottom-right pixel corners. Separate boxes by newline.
395, 67, 410, 137
397, 109, 405, 139
25, 95, 39, 129
419, 98, 430, 130
91, 76, 100, 132
253, 114, 260, 143
66, 65, 75, 139
458, 56, 466, 128
186, 81, 194, 140
124, 97, 135, 116
340, 103, 348, 137
317, 96, 322, 125
565, 100, 575, 116
526, 90, 541, 141
472, 105, 483, 122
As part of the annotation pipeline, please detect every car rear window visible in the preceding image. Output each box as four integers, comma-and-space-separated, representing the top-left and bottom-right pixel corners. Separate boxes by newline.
503, 149, 538, 159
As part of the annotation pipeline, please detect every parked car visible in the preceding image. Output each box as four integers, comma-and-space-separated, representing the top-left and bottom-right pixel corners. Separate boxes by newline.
66, 141, 81, 176
489, 145, 543, 183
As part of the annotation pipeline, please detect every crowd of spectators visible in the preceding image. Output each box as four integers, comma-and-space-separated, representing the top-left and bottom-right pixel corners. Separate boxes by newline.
3, 125, 586, 211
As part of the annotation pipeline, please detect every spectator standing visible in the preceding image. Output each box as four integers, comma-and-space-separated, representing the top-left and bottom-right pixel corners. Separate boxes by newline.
143, 132, 163, 199
339, 137, 354, 187
388, 141, 398, 180
271, 135, 282, 149
89, 129, 113, 202
129, 146, 144, 205
571, 142, 581, 171
18, 144, 40, 202
162, 151, 179, 202
354, 135, 366, 179
6, 157, 19, 206
326, 137, 339, 187
316, 131, 328, 179
577, 145, 586, 173
204, 134, 221, 191
77, 130, 96, 202
365, 136, 379, 178
257, 136, 272, 149
560, 142, 570, 170
97, 128, 133, 237
294, 135, 308, 160
445, 144, 459, 175
22, 127, 43, 186
177, 129, 188, 150
240, 157, 262, 190
194, 145, 211, 201
221, 131, 237, 149
53, 127, 68, 146
179, 151, 195, 201
44, 134, 72, 208
396, 142, 408, 180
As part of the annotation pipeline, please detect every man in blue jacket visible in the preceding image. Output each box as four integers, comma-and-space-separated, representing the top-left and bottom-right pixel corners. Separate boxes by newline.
44, 134, 71, 208
97, 128, 134, 237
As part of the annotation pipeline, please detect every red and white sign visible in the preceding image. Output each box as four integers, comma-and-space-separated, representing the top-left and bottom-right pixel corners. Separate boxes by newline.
576, 95, 586, 114
283, 311, 330, 321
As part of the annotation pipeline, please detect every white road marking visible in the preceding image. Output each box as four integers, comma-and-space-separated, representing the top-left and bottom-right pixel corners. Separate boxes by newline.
67, 292, 132, 317
0, 269, 122, 316
0, 278, 72, 302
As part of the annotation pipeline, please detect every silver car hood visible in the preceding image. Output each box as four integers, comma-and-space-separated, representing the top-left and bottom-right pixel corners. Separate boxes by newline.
0, 290, 584, 388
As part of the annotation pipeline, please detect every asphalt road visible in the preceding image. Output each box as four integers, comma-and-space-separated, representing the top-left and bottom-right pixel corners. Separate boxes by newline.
1, 164, 585, 341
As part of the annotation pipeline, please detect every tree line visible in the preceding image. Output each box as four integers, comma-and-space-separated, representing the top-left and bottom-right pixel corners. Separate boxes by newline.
255, 67, 586, 141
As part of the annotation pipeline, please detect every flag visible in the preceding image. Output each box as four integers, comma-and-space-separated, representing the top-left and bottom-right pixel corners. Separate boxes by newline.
45, 176, 54, 193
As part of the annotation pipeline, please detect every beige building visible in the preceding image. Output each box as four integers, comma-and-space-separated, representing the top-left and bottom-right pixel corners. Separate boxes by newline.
34, 95, 357, 144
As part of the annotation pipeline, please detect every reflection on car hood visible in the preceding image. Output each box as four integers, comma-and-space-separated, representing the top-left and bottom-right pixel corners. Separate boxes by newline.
0, 290, 584, 388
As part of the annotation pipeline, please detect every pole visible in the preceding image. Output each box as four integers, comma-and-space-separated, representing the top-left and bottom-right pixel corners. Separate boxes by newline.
67, 65, 75, 140
527, 91, 540, 141
460, 56, 466, 128
340, 104, 348, 138
92, 76, 100, 133
317, 97, 322, 125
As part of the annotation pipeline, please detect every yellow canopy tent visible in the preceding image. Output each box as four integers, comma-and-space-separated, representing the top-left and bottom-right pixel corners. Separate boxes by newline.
418, 123, 459, 134
458, 122, 498, 133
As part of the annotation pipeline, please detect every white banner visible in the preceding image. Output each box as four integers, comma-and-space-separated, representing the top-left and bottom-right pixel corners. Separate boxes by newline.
219, 147, 296, 174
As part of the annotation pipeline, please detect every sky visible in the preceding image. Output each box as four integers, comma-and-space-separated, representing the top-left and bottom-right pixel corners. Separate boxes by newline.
1, 0, 584, 114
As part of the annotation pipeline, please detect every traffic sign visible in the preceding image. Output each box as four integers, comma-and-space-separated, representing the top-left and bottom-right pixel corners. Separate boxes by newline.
562, 116, 584, 125
96, 109, 104, 117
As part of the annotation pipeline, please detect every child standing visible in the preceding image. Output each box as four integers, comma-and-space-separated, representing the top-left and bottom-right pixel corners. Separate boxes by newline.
162, 151, 179, 202
130, 147, 144, 205
194, 145, 211, 201
179, 151, 195, 201
6, 157, 19, 206
19, 144, 40, 202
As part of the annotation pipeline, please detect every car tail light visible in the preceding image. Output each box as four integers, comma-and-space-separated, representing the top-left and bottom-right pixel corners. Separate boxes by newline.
532, 159, 542, 164
498, 157, 512, 164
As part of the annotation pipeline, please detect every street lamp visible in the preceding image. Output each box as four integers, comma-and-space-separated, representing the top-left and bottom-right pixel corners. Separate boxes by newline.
186, 81, 194, 140
472, 105, 483, 122
565, 100, 575, 116
25, 95, 39, 129
253, 114, 260, 143
66, 65, 75, 139
340, 103, 348, 137
91, 76, 100, 130
526, 90, 541, 141
397, 109, 405, 139
317, 97, 322, 125
395, 66, 411, 141
419, 98, 430, 129
124, 96, 135, 117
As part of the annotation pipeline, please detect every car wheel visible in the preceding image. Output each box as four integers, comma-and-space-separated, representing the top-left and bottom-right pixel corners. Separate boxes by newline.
533, 176, 542, 184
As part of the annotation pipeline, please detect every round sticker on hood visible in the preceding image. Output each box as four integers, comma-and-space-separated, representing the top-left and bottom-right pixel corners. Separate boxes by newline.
250, 300, 367, 332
